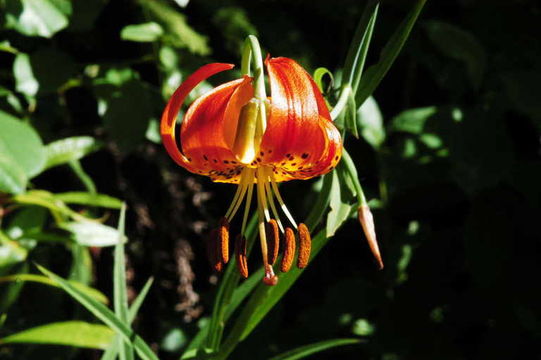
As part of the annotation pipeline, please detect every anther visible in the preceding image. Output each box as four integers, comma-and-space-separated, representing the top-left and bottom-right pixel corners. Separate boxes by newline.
297, 223, 311, 269
280, 227, 296, 272
235, 234, 249, 278
263, 264, 278, 286
219, 217, 230, 264
266, 219, 280, 265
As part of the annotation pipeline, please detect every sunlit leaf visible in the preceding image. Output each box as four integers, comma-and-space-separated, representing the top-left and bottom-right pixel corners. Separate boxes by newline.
0, 321, 114, 349
357, 96, 385, 149
140, 0, 210, 55
0, 111, 45, 192
390, 106, 437, 134
63, 221, 124, 247
326, 170, 353, 237
121, 22, 164, 42
0, 232, 28, 269
13, 53, 38, 97
4, 0, 72, 38
54, 192, 123, 209
44, 136, 103, 170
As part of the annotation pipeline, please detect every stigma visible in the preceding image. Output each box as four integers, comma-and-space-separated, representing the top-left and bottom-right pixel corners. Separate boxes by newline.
208, 165, 312, 286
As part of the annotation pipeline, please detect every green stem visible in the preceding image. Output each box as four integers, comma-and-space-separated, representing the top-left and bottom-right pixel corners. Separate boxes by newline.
330, 85, 352, 121
341, 149, 367, 207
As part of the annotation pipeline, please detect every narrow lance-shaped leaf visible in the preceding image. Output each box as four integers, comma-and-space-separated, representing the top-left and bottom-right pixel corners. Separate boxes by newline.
356, 0, 427, 106
0, 321, 114, 350
269, 338, 361, 360
36, 265, 159, 360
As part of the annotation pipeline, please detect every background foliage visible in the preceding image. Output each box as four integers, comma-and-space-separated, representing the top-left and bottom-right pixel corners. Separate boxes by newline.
1, 0, 540, 359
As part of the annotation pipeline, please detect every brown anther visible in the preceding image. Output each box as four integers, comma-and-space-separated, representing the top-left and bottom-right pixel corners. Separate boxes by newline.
206, 229, 223, 272
235, 234, 249, 278
297, 223, 311, 269
218, 217, 230, 264
280, 227, 296, 272
262, 265, 278, 286
266, 219, 280, 265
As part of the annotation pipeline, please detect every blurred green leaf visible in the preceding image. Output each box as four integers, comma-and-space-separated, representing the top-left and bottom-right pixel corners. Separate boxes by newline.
4, 0, 72, 38
326, 170, 353, 237
54, 192, 123, 209
121, 22, 164, 42
0, 273, 108, 303
0, 321, 114, 349
62, 221, 124, 247
0, 232, 28, 269
44, 136, 102, 170
140, 0, 210, 55
13, 53, 38, 97
424, 20, 486, 89
390, 106, 437, 134
357, 96, 385, 149
356, 0, 427, 106
113, 205, 134, 360
37, 265, 159, 360
501, 70, 541, 125
212, 7, 257, 53
269, 338, 361, 360
0, 111, 45, 193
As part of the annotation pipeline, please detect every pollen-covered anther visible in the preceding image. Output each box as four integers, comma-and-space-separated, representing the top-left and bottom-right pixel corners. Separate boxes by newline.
219, 217, 230, 264
263, 264, 278, 286
297, 223, 311, 269
280, 227, 296, 273
206, 229, 223, 272
235, 234, 249, 278
266, 219, 280, 265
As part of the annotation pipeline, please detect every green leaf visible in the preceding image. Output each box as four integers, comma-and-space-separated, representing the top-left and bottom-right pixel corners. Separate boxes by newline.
63, 221, 125, 247
390, 106, 437, 134
54, 192, 123, 209
113, 205, 134, 360
101, 277, 154, 360
36, 265, 159, 360
357, 96, 385, 149
313, 67, 334, 94
4, 0, 72, 38
268, 338, 361, 360
424, 20, 486, 89
0, 232, 28, 269
326, 170, 353, 237
342, 0, 379, 93
356, 0, 427, 106
0, 273, 108, 304
0, 321, 114, 349
13, 190, 83, 221
140, 0, 210, 55
44, 136, 103, 170
13, 53, 38, 97
0, 110, 45, 181
0, 152, 27, 194
121, 22, 164, 42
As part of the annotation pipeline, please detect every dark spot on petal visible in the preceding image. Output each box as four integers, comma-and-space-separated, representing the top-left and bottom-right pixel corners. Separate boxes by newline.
187, 158, 192, 162
291, 163, 296, 166
231, 161, 237, 164
203, 155, 208, 160
213, 159, 218, 163
260, 151, 265, 156
334, 156, 339, 160
223, 160, 229, 164
268, 149, 273, 153
257, 157, 261, 162
285, 153, 291, 157
301, 153, 309, 159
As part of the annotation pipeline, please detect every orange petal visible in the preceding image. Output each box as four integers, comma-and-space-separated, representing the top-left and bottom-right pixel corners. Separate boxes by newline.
260, 57, 342, 181
161, 63, 234, 173
181, 76, 254, 182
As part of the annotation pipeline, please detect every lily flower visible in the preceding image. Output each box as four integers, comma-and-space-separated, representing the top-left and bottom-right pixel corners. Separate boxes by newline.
161, 56, 342, 285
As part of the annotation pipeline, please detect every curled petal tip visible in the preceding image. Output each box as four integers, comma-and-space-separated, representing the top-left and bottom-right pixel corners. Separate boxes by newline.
358, 205, 384, 270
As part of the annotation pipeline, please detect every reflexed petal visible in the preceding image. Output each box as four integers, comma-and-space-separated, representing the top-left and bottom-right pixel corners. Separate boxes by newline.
260, 57, 342, 182
161, 63, 234, 173
181, 76, 253, 182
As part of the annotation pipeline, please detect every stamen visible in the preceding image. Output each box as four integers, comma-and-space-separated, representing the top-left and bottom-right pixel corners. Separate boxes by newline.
280, 227, 296, 273
219, 217, 230, 264
235, 234, 249, 278
269, 172, 298, 229
225, 169, 251, 221
297, 223, 311, 269
256, 167, 278, 286
266, 219, 280, 265
263, 168, 285, 233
